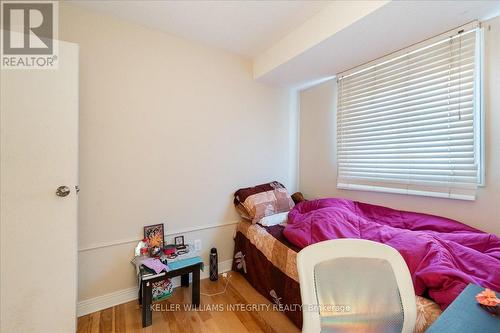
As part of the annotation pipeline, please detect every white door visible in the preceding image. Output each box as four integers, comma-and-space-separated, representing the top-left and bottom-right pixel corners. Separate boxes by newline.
0, 41, 79, 333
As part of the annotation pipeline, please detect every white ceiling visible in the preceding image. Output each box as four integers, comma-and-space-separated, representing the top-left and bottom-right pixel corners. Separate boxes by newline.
67, 0, 500, 87
67, 0, 332, 58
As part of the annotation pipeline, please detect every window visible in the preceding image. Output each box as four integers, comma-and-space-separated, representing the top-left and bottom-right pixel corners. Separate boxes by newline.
336, 22, 483, 200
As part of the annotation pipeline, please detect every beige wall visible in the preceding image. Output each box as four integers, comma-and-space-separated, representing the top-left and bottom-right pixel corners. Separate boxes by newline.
299, 15, 500, 236
59, 4, 292, 302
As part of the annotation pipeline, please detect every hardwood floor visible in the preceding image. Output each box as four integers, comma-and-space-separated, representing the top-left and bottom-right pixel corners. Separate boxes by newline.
77, 272, 299, 333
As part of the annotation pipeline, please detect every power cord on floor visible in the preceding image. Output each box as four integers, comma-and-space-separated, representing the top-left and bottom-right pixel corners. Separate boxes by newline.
200, 272, 231, 297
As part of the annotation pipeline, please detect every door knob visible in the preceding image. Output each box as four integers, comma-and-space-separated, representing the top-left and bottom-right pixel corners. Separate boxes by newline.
56, 186, 71, 197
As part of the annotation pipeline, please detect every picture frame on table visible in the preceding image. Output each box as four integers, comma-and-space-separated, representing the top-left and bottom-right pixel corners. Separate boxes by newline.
174, 235, 185, 247
144, 223, 165, 249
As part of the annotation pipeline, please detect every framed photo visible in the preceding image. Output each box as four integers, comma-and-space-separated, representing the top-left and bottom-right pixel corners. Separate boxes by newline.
144, 223, 164, 248
174, 235, 185, 246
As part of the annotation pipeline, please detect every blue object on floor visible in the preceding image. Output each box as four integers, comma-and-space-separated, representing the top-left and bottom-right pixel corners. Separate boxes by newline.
426, 283, 500, 333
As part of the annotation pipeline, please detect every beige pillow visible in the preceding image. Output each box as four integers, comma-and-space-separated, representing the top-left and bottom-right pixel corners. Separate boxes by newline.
234, 181, 294, 223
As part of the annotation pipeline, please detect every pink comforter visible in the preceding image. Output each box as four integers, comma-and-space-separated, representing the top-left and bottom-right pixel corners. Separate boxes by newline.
283, 198, 500, 309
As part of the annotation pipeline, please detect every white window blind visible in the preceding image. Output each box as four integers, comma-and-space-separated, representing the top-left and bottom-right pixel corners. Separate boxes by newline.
336, 22, 483, 200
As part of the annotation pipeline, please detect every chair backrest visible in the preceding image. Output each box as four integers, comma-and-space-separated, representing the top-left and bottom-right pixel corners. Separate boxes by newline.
297, 239, 416, 333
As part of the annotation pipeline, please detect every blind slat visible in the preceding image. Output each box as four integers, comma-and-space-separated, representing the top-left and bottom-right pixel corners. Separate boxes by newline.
338, 173, 478, 184
339, 144, 474, 155
339, 120, 473, 140
339, 86, 474, 114
338, 165, 477, 172
337, 158, 475, 164
339, 93, 472, 120
342, 138, 474, 150
341, 134, 473, 148
340, 114, 473, 136
341, 68, 474, 106
340, 109, 473, 132
342, 101, 473, 124
342, 50, 475, 97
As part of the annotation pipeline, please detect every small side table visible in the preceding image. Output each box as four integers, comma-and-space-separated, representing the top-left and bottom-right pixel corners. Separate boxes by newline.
426, 283, 500, 332
138, 256, 203, 327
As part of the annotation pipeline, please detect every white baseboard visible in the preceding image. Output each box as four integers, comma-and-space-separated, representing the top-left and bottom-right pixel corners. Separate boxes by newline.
77, 286, 139, 318
77, 259, 233, 317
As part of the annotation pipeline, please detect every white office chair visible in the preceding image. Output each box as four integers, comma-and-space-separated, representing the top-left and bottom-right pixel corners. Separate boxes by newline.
297, 239, 416, 333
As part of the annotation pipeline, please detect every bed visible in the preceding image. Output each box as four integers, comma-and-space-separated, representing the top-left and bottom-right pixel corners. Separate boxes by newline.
232, 219, 443, 333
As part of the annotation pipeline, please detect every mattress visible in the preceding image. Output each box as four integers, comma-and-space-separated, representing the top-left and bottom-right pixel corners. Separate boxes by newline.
232, 220, 442, 333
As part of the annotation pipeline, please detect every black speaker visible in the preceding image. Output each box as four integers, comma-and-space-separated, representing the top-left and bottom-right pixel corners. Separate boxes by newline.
209, 247, 218, 281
